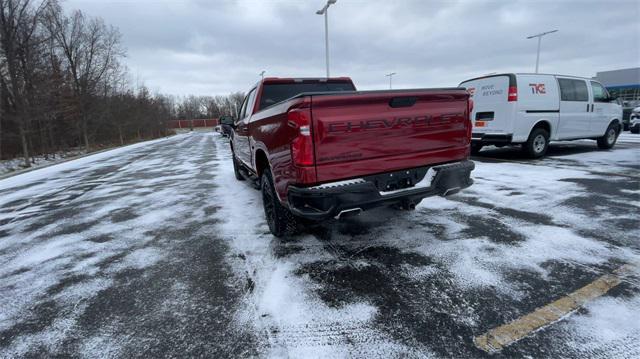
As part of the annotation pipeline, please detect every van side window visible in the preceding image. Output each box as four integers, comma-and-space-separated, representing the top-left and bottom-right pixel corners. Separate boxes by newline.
558, 79, 588, 102
590, 81, 609, 102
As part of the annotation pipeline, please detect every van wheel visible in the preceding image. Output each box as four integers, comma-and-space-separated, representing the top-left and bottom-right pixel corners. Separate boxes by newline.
523, 128, 549, 158
232, 154, 245, 181
470, 143, 483, 155
261, 169, 299, 237
597, 123, 619, 149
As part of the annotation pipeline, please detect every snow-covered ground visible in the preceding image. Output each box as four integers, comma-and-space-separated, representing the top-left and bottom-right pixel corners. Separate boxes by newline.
0, 149, 86, 177
618, 132, 640, 144
0, 132, 638, 358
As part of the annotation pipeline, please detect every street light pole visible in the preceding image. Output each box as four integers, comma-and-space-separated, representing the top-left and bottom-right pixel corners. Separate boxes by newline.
259, 70, 265, 81
385, 72, 396, 89
526, 29, 558, 73
317, 0, 337, 78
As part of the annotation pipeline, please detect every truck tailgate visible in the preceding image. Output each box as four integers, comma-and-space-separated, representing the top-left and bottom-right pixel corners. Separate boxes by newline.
311, 89, 471, 182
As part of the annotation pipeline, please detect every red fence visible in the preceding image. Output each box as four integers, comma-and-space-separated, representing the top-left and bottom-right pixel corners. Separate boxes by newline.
168, 119, 218, 129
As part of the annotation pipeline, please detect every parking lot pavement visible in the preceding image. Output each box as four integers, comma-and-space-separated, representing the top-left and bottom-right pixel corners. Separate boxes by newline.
1, 132, 638, 358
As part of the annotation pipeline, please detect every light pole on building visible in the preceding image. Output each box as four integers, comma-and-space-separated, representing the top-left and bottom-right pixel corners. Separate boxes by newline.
259, 70, 266, 80
526, 29, 558, 73
385, 72, 396, 89
316, 0, 337, 77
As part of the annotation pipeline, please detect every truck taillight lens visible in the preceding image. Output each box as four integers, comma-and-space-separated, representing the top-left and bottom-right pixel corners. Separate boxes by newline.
288, 107, 314, 166
508, 86, 518, 102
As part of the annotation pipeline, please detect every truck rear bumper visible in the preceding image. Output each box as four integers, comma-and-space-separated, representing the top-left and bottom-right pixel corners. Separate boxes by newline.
287, 160, 474, 220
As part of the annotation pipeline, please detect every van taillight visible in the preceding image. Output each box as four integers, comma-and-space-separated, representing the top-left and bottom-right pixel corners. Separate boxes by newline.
288, 107, 314, 166
508, 86, 518, 102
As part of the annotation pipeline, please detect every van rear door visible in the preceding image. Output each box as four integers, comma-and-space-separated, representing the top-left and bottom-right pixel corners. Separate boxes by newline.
459, 74, 515, 135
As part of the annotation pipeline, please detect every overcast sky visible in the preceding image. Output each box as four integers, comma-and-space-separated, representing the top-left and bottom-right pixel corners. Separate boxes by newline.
65, 0, 639, 96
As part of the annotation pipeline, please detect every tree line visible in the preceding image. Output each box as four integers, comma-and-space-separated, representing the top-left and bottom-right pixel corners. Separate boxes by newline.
0, 0, 243, 168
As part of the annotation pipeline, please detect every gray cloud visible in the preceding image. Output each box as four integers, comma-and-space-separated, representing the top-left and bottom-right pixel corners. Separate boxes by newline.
66, 0, 639, 96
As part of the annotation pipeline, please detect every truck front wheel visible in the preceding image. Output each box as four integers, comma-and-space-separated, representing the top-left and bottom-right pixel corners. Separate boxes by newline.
261, 169, 299, 237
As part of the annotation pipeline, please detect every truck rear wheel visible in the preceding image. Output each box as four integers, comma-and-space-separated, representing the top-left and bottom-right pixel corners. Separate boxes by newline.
597, 123, 619, 149
261, 169, 298, 237
523, 128, 549, 159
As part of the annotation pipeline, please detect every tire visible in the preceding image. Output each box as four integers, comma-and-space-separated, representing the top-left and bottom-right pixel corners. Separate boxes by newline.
523, 128, 549, 159
631, 127, 640, 134
261, 169, 299, 237
232, 153, 245, 181
470, 143, 483, 155
597, 123, 619, 149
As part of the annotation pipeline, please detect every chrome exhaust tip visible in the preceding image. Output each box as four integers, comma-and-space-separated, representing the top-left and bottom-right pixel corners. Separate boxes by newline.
443, 187, 461, 196
334, 208, 363, 220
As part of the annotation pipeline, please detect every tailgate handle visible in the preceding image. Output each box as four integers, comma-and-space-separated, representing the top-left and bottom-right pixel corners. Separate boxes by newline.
389, 97, 417, 108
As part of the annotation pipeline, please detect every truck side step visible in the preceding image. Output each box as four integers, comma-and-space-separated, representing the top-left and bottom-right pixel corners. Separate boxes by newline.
238, 166, 261, 189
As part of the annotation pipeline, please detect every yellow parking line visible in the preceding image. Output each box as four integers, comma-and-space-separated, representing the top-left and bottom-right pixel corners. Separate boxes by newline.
474, 264, 635, 353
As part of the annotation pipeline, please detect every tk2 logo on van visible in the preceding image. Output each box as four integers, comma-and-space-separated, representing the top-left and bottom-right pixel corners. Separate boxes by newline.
528, 83, 546, 94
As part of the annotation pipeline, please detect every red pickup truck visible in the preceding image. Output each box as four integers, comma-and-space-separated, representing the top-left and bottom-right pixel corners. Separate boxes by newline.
222, 77, 474, 237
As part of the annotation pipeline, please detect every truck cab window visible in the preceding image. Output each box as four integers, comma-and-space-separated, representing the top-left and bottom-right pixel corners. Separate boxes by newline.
241, 88, 257, 119
259, 82, 355, 111
238, 95, 249, 121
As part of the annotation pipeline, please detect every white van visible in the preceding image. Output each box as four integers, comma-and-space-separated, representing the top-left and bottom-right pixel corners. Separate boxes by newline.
459, 73, 623, 158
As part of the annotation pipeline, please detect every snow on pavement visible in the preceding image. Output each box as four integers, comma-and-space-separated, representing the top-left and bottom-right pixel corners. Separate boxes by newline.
0, 133, 259, 357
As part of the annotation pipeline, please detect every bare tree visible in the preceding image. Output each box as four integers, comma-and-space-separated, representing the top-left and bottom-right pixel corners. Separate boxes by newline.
0, 0, 48, 167
0, 0, 240, 166
43, 2, 123, 151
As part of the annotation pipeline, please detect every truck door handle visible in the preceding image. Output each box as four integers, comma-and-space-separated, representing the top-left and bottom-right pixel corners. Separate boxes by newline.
586, 104, 590, 112
591, 104, 594, 112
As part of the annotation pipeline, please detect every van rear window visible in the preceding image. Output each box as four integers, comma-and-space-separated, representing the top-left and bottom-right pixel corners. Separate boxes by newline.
259, 82, 355, 110
558, 79, 588, 102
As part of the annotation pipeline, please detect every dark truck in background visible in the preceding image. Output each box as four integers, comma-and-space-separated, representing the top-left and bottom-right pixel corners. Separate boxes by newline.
222, 77, 475, 237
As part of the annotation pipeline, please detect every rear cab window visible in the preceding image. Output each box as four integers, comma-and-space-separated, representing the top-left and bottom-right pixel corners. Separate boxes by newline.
258, 81, 355, 111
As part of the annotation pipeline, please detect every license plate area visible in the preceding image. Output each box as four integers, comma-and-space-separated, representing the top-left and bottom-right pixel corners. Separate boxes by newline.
363, 167, 431, 192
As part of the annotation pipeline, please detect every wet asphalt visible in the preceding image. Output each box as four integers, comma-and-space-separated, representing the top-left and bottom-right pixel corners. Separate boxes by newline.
0, 133, 638, 358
